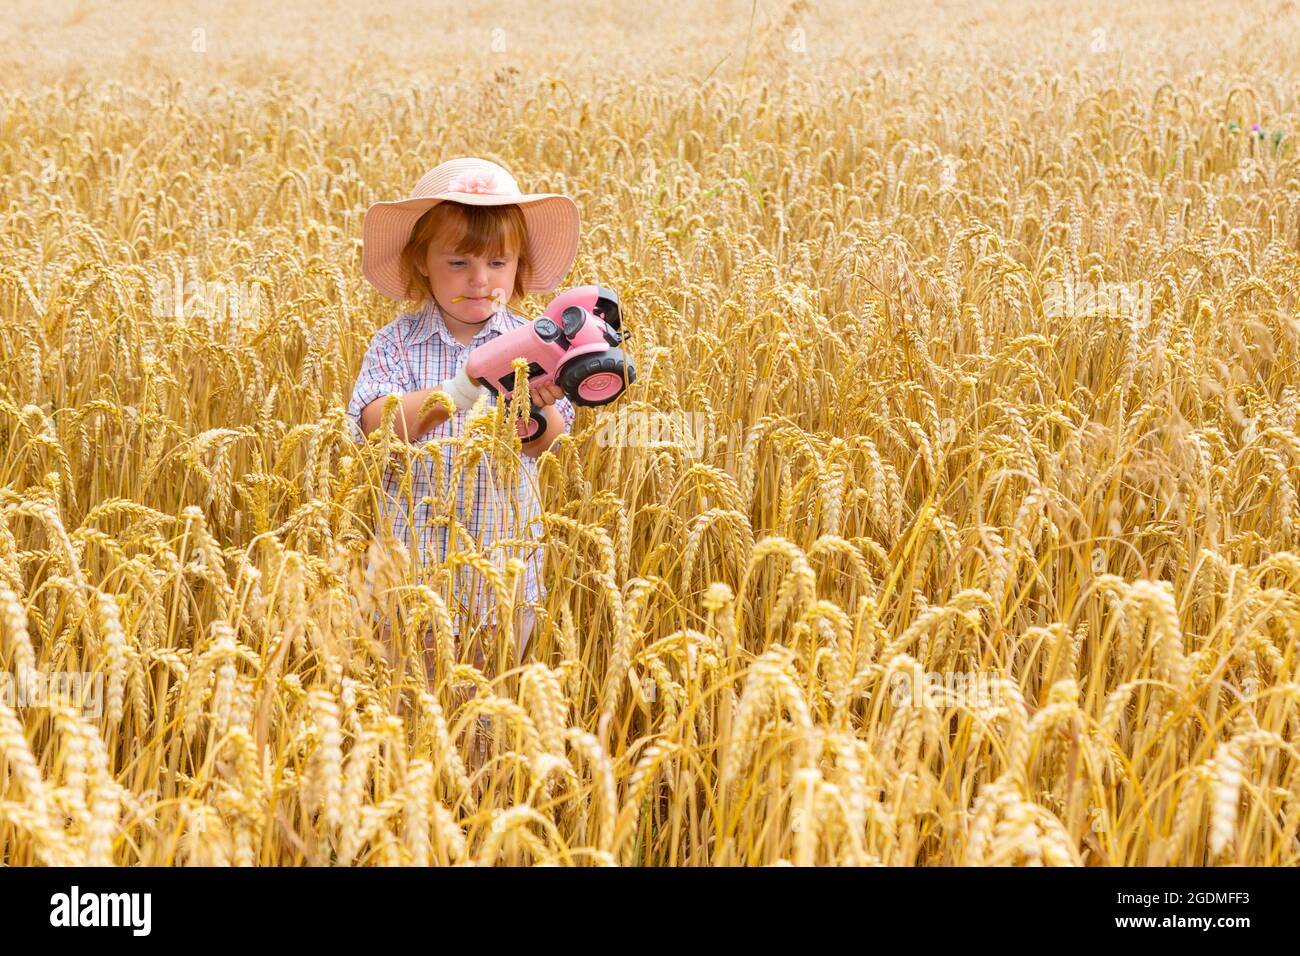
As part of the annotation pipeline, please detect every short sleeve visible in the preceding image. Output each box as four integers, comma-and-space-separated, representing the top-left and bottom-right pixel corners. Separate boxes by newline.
346, 328, 412, 443
555, 395, 576, 433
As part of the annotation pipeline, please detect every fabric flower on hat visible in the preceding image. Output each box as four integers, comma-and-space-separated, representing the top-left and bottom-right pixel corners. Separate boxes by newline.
448, 171, 504, 194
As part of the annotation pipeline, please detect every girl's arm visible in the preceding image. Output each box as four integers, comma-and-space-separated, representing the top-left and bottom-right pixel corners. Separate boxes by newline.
359, 388, 454, 442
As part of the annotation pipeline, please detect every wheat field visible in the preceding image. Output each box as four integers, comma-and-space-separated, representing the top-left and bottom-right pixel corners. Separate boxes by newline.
2, 0, 1300, 866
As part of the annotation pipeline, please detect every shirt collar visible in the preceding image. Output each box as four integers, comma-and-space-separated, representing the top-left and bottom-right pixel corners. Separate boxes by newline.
408, 299, 510, 347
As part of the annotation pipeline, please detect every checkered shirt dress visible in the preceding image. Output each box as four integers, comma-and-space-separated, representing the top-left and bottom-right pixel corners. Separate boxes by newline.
345, 300, 574, 635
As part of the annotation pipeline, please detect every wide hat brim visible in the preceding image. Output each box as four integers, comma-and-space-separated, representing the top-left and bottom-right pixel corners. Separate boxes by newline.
362, 192, 580, 301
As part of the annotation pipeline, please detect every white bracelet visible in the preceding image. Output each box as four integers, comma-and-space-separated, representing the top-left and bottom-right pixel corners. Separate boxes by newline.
439, 366, 487, 412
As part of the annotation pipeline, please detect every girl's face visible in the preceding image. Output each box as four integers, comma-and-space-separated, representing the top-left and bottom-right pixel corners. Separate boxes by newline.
419, 243, 519, 328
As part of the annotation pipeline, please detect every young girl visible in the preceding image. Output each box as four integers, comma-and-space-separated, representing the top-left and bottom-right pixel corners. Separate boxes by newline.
346, 156, 580, 678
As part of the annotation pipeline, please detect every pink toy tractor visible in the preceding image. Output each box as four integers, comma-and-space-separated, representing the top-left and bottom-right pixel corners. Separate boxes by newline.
465, 284, 635, 441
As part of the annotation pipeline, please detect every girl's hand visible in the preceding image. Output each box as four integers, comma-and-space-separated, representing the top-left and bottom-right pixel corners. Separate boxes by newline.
528, 381, 565, 408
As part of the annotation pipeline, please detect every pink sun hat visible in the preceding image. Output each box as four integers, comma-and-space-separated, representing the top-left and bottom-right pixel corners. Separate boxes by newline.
361, 157, 580, 301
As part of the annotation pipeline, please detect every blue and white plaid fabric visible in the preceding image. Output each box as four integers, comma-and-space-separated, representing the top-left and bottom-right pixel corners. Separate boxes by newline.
346, 299, 574, 634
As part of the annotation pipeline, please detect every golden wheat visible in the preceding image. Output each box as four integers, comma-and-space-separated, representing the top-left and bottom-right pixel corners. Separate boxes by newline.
1, 0, 1299, 866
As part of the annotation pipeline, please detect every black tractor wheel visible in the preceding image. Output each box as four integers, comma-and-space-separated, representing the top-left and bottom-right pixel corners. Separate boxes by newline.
557, 348, 636, 407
